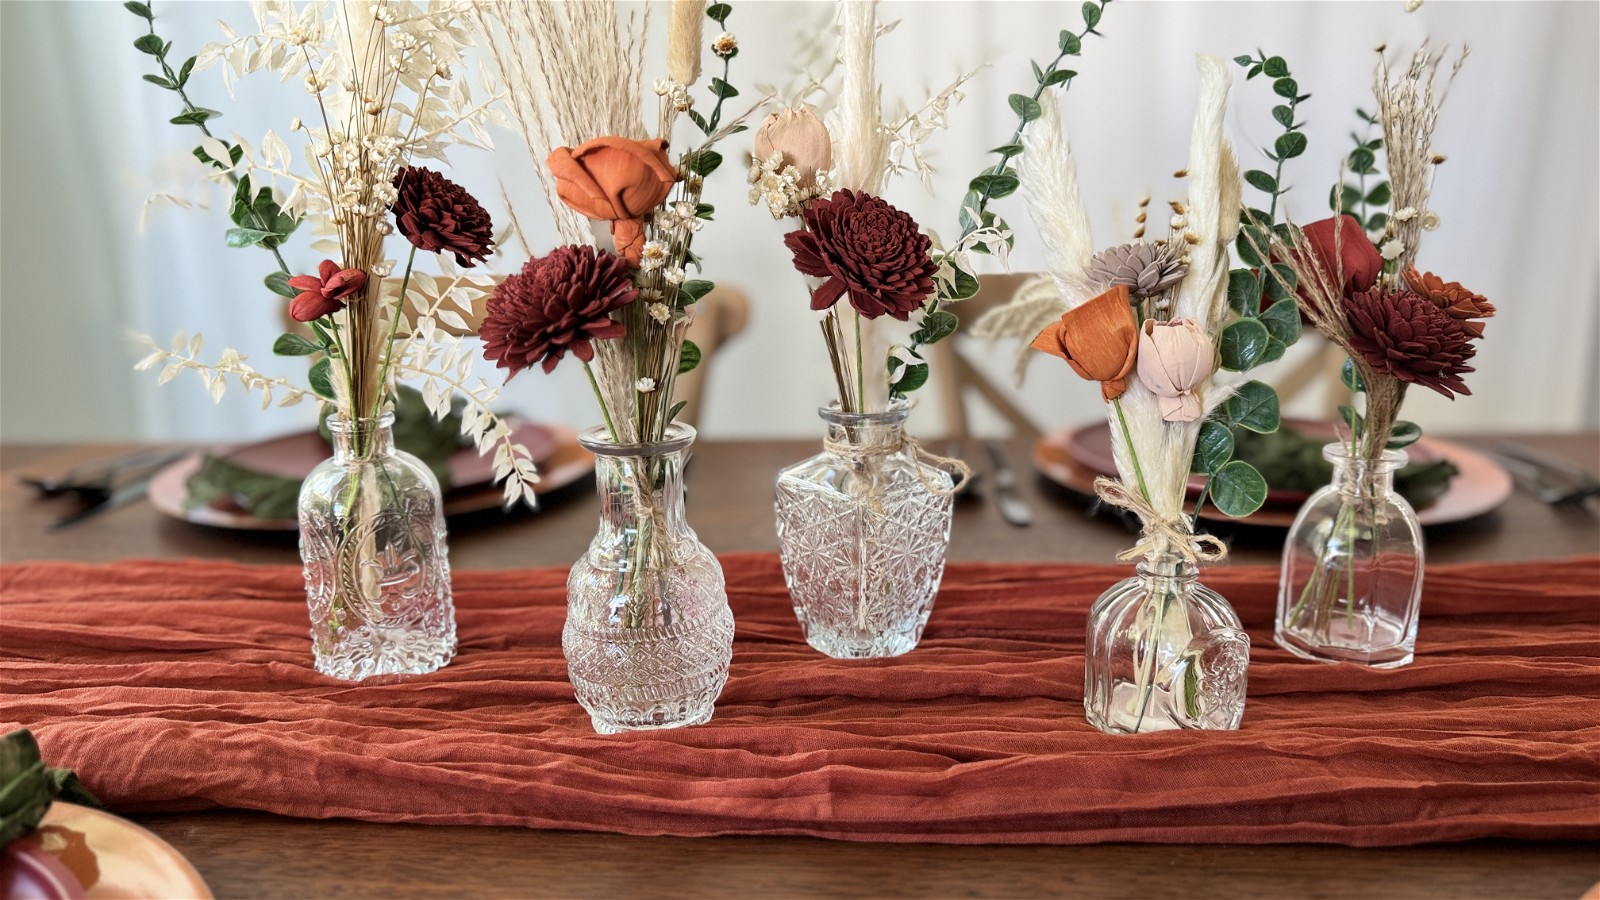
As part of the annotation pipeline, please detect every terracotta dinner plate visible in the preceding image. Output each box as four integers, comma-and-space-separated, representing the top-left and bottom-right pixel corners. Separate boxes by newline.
0, 802, 211, 899
148, 421, 594, 530
1034, 420, 1513, 528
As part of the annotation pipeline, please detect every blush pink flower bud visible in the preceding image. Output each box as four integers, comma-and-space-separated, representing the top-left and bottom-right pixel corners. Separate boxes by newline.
754, 107, 832, 187
1135, 317, 1214, 422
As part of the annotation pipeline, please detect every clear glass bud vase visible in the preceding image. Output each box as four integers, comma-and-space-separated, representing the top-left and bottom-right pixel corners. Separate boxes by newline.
298, 412, 456, 680
1277, 444, 1424, 667
774, 400, 954, 659
564, 424, 734, 734
1084, 553, 1249, 734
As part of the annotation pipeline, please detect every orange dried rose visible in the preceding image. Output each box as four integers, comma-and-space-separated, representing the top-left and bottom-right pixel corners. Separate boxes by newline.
1402, 268, 1495, 338
1031, 284, 1140, 401
546, 137, 677, 264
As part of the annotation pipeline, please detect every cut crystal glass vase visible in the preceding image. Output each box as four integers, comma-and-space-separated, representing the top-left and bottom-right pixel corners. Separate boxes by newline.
1277, 443, 1424, 667
564, 424, 734, 734
298, 412, 456, 681
774, 400, 954, 659
1084, 552, 1249, 734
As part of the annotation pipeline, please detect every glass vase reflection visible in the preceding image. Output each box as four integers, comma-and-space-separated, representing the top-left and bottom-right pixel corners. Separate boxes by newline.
298, 412, 456, 681
1277, 443, 1424, 667
775, 401, 954, 659
564, 424, 734, 733
1083, 553, 1249, 734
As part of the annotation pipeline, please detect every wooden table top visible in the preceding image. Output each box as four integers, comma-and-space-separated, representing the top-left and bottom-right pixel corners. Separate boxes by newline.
2, 432, 1597, 898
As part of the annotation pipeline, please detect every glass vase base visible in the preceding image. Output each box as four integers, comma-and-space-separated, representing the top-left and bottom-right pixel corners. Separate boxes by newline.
1275, 616, 1414, 668
313, 625, 457, 681
1085, 682, 1234, 735
801, 626, 921, 660
572, 681, 722, 734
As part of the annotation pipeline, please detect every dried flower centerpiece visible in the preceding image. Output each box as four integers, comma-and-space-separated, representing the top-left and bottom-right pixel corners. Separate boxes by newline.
471, 0, 760, 733
763, 1, 1096, 659
981, 50, 1304, 734
125, 0, 539, 680
1260, 44, 1486, 668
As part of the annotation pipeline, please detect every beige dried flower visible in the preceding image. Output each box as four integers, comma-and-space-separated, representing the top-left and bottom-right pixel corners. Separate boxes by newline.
1086, 242, 1189, 299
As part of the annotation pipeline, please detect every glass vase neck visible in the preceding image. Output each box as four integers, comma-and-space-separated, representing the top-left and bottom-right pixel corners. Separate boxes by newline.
1323, 442, 1407, 498
578, 423, 696, 555
327, 412, 395, 463
820, 399, 911, 451
1135, 553, 1199, 586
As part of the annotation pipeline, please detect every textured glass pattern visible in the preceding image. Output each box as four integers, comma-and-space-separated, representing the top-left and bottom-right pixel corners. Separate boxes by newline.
775, 403, 953, 659
298, 414, 455, 681
1084, 556, 1248, 734
1278, 444, 1424, 667
564, 425, 734, 734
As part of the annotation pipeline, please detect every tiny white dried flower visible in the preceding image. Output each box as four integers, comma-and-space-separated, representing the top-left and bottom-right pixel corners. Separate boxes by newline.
648, 303, 672, 324
663, 266, 686, 286
636, 377, 657, 393
711, 32, 737, 57
1380, 239, 1404, 260
1419, 211, 1441, 231
371, 259, 395, 277
289, 117, 303, 132
638, 241, 668, 271
1404, 0, 1423, 11
674, 201, 698, 222
1393, 206, 1418, 222
653, 77, 674, 96
1169, 214, 1186, 229
434, 60, 451, 80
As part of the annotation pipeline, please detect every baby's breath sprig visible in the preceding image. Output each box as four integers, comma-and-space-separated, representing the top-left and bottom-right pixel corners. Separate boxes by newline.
890, 0, 1110, 398
1330, 109, 1391, 238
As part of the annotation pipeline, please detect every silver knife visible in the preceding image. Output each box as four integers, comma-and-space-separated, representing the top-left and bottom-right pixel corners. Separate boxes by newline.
49, 476, 158, 530
984, 441, 1033, 527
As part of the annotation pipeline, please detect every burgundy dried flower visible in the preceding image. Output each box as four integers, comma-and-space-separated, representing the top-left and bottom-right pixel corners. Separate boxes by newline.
287, 260, 366, 322
1301, 215, 1383, 294
783, 189, 936, 321
1345, 287, 1476, 399
480, 245, 635, 378
392, 166, 494, 267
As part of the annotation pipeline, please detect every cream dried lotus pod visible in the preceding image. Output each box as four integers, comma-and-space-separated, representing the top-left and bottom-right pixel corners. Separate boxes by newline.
1085, 241, 1188, 299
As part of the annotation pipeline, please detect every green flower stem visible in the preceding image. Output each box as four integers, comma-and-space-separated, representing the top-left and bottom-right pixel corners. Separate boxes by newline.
1112, 397, 1151, 504
1190, 474, 1214, 531
854, 310, 865, 414
370, 244, 419, 422
584, 361, 620, 443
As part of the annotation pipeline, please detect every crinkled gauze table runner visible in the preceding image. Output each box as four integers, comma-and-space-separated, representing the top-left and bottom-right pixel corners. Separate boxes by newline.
3, 554, 1597, 846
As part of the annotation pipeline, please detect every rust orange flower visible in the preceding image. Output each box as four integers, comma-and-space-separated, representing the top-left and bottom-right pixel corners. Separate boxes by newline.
547, 137, 677, 264
1402, 268, 1495, 338
287, 260, 366, 322
1301, 215, 1383, 294
1031, 284, 1140, 401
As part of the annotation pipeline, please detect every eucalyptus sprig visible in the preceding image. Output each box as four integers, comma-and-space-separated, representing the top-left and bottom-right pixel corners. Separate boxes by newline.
125, 0, 300, 290
1329, 109, 1390, 237
890, 0, 1110, 398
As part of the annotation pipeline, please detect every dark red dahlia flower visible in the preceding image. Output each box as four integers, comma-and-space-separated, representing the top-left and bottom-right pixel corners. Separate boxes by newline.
287, 260, 367, 322
392, 166, 494, 267
480, 245, 635, 378
783, 189, 936, 321
1345, 287, 1476, 399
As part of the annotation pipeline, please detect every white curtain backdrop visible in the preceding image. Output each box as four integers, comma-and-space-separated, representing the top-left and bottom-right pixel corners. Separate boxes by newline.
2, 0, 1595, 443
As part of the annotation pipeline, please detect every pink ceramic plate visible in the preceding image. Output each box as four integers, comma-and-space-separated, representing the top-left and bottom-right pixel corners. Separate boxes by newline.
0, 802, 211, 900
148, 421, 594, 530
1034, 421, 1512, 528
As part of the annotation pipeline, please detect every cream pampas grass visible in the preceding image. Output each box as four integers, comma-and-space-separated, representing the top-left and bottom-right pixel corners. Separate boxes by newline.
667, 0, 703, 87
832, 1, 889, 196
1018, 89, 1095, 309
1171, 55, 1239, 333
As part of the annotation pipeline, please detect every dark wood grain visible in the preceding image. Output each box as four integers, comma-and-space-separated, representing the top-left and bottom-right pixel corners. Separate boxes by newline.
3, 433, 1598, 899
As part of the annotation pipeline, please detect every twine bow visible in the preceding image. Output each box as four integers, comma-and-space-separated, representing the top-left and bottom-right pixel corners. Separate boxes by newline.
1093, 477, 1228, 564
822, 431, 971, 497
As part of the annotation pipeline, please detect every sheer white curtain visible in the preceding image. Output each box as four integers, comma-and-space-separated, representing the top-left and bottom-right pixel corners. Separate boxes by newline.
2, 0, 1594, 442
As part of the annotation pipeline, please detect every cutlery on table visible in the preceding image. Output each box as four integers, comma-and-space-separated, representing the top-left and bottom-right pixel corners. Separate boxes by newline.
49, 475, 164, 530
21, 448, 186, 500
1494, 443, 1600, 505
984, 441, 1033, 527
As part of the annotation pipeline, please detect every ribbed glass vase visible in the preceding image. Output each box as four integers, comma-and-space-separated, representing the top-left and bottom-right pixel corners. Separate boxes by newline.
1277, 443, 1424, 667
774, 400, 953, 659
564, 424, 734, 733
1084, 553, 1249, 734
298, 412, 456, 681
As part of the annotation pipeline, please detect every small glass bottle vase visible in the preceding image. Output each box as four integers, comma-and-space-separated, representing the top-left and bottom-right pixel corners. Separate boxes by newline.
298, 413, 456, 680
775, 401, 954, 659
564, 425, 734, 734
1277, 444, 1424, 667
1084, 553, 1249, 734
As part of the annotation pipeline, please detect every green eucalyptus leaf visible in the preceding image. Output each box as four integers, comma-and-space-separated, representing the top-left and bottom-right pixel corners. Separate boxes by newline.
705, 2, 731, 23
686, 149, 722, 177
1387, 420, 1423, 449
133, 33, 164, 55
1261, 56, 1289, 77
1041, 68, 1076, 88
225, 227, 273, 248
1244, 169, 1278, 193
890, 359, 930, 394
1060, 30, 1082, 55
169, 107, 220, 126
1348, 147, 1377, 174
178, 56, 195, 87
991, 142, 1024, 156
1262, 262, 1299, 303
667, 400, 689, 423
1273, 76, 1299, 99
1366, 212, 1389, 233
1365, 182, 1392, 206
1260, 297, 1302, 345
708, 77, 738, 99
911, 309, 959, 345
308, 358, 336, 400
1233, 55, 1255, 67
1209, 460, 1269, 518
1259, 336, 1288, 364
677, 340, 701, 375
1235, 227, 1267, 268
1274, 131, 1308, 159
1272, 104, 1295, 128
1341, 357, 1367, 392
1008, 93, 1042, 122
1081, 1, 1101, 28
1221, 380, 1280, 432
142, 74, 174, 89
1192, 420, 1235, 474
679, 279, 714, 304
1228, 269, 1260, 316
1219, 318, 1270, 371
265, 271, 297, 298
124, 1, 154, 19
1338, 404, 1365, 439
272, 333, 322, 356
1247, 64, 1262, 80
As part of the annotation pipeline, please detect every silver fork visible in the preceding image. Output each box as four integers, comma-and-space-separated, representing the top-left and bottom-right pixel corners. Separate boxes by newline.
1495, 442, 1600, 505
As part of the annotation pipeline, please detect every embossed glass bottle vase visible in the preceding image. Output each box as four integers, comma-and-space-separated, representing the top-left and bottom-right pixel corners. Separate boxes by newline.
298, 412, 456, 680
564, 424, 734, 734
775, 401, 954, 659
1277, 444, 1423, 667
1084, 553, 1249, 734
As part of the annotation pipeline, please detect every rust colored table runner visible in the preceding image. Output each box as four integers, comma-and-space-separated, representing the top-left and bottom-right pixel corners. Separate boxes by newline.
3, 554, 1597, 846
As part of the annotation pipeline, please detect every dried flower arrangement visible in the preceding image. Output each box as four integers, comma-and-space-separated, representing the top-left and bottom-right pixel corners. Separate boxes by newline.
473, 1, 759, 446
126, 0, 539, 506
750, 0, 1019, 416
